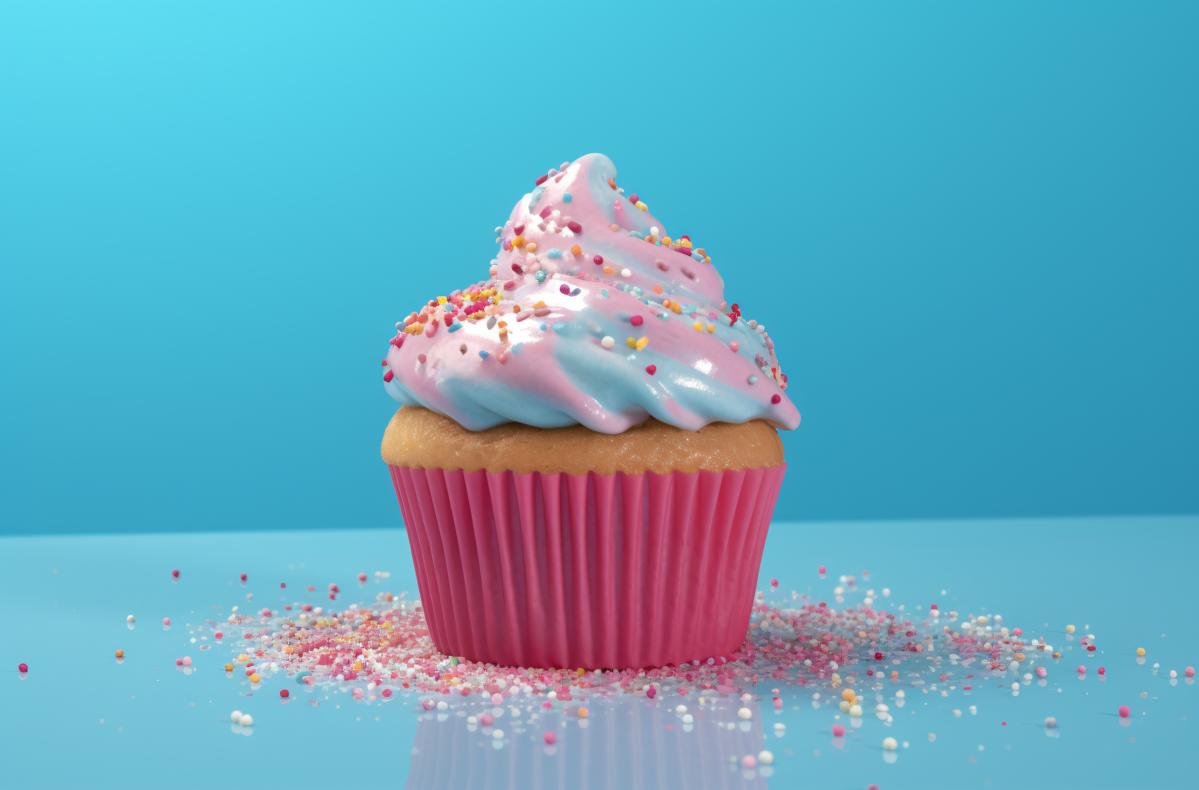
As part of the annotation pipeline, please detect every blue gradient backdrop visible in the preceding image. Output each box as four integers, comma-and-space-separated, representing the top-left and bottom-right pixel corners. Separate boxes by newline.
2, 1, 1196, 535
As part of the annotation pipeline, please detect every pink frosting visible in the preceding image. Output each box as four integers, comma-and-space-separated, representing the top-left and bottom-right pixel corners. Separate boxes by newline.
382, 154, 799, 434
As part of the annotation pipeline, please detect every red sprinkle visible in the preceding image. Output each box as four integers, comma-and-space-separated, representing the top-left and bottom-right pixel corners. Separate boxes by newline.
592, 255, 604, 266
566, 220, 583, 234
280, 689, 290, 698
645, 365, 657, 375
628, 193, 639, 204
383, 370, 394, 383
535, 174, 548, 186
240, 573, 248, 583
560, 284, 571, 295
18, 663, 28, 673
771, 394, 782, 404
630, 315, 644, 327
171, 569, 180, 579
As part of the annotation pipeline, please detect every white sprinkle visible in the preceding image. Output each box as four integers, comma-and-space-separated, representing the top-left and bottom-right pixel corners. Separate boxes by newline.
239, 713, 254, 727
737, 707, 753, 720
230, 709, 242, 723
620, 268, 632, 278
1044, 716, 1057, 729
600, 336, 615, 350
492, 729, 504, 739
125, 614, 135, 624
757, 750, 774, 766
883, 736, 898, 751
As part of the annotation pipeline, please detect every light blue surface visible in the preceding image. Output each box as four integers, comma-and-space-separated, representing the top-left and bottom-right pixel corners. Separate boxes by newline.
2, 1, 1198, 536
3, 517, 1196, 789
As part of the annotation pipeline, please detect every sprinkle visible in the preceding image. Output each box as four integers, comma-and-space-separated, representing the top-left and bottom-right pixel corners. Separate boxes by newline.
230, 710, 243, 723
645, 364, 657, 375
882, 736, 898, 751
171, 569, 180, 580
535, 174, 548, 186
771, 394, 782, 404
737, 707, 752, 720
279, 689, 289, 699
629, 315, 644, 327
757, 750, 774, 766
162, 617, 171, 627
126, 614, 135, 624
560, 284, 571, 295
592, 255, 604, 266
114, 649, 125, 660
1118, 705, 1131, 719
239, 713, 254, 727
1044, 716, 1057, 728
1136, 647, 1146, 657
18, 663, 28, 673
748, 375, 758, 385
620, 268, 632, 278
600, 336, 615, 350
383, 369, 394, 382
566, 221, 582, 234
562, 193, 572, 203
543, 731, 556, 745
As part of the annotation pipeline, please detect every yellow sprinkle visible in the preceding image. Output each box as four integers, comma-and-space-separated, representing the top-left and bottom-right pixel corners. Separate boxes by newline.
841, 688, 856, 703
1065, 624, 1076, 634
352, 661, 364, 672
692, 321, 704, 332
577, 706, 589, 719
626, 337, 637, 349
250, 673, 262, 684
706, 323, 716, 333
437, 296, 448, 304
512, 235, 525, 248
526, 242, 538, 253
635, 336, 649, 351
223, 663, 234, 672
1136, 647, 1146, 657
635, 201, 648, 211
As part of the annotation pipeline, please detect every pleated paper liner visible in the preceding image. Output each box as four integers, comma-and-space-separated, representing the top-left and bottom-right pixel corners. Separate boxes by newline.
389, 465, 785, 669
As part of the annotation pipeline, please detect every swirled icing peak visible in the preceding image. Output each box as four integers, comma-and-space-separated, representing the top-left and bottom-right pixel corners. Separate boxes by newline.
381, 154, 799, 434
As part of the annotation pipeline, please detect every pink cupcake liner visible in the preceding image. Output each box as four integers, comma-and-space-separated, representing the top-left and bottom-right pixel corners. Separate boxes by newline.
389, 464, 785, 669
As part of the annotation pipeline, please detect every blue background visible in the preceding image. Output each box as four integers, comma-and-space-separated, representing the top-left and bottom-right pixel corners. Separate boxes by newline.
2, 1, 1196, 535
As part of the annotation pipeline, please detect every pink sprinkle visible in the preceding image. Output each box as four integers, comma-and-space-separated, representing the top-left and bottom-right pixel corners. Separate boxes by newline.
480, 713, 495, 727
543, 731, 557, 745
381, 688, 393, 698
279, 689, 289, 698
240, 573, 247, 583
1036, 667, 1048, 678
171, 569, 180, 579
1118, 705, 1131, 719
560, 284, 571, 295
490, 693, 503, 705
352, 688, 364, 700
214, 631, 223, 640
421, 699, 434, 711
1077, 665, 1086, 675
162, 617, 171, 627
566, 220, 583, 234
832, 724, 846, 737
181, 656, 192, 667
417, 354, 427, 365
358, 572, 367, 583
630, 315, 644, 327
740, 755, 756, 769
18, 663, 28, 673
1186, 666, 1196, 678
646, 685, 657, 699
1098, 666, 1106, 676
645, 365, 657, 375
818, 565, 827, 575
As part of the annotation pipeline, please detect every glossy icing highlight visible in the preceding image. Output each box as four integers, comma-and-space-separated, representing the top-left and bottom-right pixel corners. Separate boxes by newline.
382, 154, 799, 434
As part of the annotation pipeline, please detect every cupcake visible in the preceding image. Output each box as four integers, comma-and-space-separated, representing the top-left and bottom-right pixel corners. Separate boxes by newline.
381, 154, 799, 669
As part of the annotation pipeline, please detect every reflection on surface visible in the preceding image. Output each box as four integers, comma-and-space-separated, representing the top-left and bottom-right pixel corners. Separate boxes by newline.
406, 698, 767, 790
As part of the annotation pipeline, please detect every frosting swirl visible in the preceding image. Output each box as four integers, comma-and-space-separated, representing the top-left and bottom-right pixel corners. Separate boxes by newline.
382, 154, 799, 434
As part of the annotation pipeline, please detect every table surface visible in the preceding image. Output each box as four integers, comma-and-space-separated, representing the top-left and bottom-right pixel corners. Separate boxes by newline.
3, 516, 1196, 790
